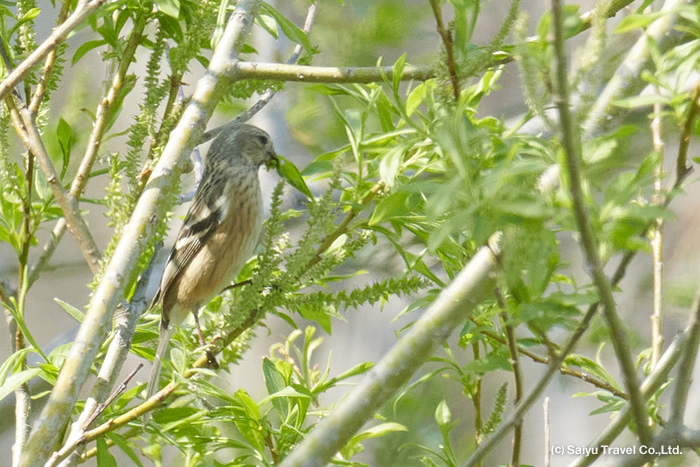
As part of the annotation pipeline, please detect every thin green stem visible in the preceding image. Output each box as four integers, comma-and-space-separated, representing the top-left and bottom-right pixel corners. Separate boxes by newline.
496, 289, 522, 467
551, 0, 650, 446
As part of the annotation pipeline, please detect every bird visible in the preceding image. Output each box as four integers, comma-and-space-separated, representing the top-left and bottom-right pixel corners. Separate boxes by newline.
144, 123, 277, 413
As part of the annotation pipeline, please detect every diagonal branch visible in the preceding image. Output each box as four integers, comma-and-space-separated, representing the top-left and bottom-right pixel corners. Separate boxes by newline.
570, 332, 685, 467
0, 0, 108, 101
550, 0, 649, 446
279, 236, 501, 467
27, 14, 149, 285
12, 106, 102, 274
17, 1, 263, 465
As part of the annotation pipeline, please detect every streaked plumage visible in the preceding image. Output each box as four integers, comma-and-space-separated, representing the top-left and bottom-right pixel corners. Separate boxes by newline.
145, 124, 276, 410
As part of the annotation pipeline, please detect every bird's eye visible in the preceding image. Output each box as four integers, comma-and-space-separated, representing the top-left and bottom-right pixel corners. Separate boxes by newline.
257, 135, 269, 146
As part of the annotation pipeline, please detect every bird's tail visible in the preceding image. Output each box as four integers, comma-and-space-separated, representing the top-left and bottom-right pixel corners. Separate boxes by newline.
143, 325, 175, 425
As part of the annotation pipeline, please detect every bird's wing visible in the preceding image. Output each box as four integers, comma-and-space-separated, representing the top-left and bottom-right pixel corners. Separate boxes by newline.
152, 177, 231, 305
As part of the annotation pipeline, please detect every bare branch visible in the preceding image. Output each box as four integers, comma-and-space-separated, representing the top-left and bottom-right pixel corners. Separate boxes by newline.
650, 100, 665, 369
225, 61, 434, 85
15, 107, 102, 274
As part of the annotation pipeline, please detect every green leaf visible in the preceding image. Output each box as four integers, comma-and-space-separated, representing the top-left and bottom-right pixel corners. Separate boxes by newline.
298, 304, 333, 334
260, 2, 312, 54
211, 0, 231, 48
564, 354, 621, 390
406, 81, 428, 117
258, 385, 312, 406
562, 4, 584, 37
33, 169, 51, 202
262, 357, 288, 418
369, 190, 412, 225
96, 436, 118, 467
392, 53, 406, 93
72, 40, 106, 65
9, 7, 41, 37
276, 156, 313, 200
614, 94, 670, 109
379, 144, 405, 188
0, 348, 32, 386
107, 433, 144, 467
256, 14, 279, 39
5, 299, 48, 362
155, 0, 180, 19
56, 118, 73, 178
348, 422, 407, 444
0, 368, 40, 402
54, 298, 85, 323
235, 388, 261, 420
615, 12, 666, 33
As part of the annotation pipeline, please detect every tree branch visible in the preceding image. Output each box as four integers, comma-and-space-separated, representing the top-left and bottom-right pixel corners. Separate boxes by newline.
49, 246, 159, 467
668, 280, 700, 427
570, 332, 685, 466
0, 0, 108, 101
551, 0, 650, 445
224, 61, 434, 84
18, 1, 263, 465
13, 106, 102, 274
650, 100, 665, 369
428, 0, 460, 99
28, 14, 149, 286
279, 236, 501, 467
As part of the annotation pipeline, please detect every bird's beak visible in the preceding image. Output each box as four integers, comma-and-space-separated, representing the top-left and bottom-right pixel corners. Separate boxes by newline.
265, 152, 280, 170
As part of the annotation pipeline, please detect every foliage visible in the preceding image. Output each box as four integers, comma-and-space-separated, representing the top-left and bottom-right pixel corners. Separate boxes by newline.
0, 0, 699, 466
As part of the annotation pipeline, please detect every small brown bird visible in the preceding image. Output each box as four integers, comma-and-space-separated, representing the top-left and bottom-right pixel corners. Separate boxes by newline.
145, 124, 277, 408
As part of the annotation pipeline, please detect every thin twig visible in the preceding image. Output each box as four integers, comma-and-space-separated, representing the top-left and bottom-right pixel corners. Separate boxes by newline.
473, 317, 628, 398
551, 0, 650, 446
84, 363, 143, 429
429, 0, 460, 100
650, 100, 665, 369
495, 289, 523, 467
668, 282, 700, 427
12, 106, 102, 274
